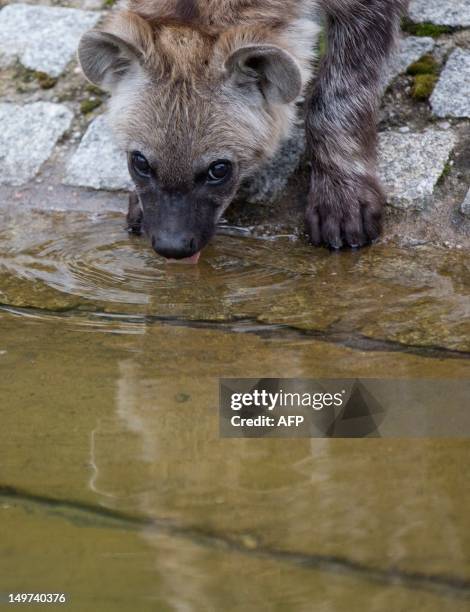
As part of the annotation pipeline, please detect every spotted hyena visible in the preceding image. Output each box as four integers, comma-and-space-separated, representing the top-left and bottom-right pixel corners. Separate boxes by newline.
78, 0, 409, 261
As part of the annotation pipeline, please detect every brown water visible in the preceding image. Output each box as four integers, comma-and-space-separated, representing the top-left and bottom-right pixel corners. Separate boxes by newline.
0, 209, 469, 611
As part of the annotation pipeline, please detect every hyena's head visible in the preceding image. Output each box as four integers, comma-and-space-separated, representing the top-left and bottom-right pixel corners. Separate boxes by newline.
78, 11, 317, 260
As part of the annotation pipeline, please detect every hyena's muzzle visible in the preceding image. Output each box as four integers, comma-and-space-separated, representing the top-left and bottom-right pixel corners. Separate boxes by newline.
139, 188, 219, 262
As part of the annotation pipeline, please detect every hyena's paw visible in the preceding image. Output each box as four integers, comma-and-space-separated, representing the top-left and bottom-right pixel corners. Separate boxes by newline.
127, 191, 143, 235
306, 173, 385, 250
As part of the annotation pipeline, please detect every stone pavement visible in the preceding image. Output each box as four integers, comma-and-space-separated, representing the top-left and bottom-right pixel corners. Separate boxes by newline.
409, 0, 470, 28
0, 3, 100, 76
0, 0, 469, 247
431, 49, 470, 118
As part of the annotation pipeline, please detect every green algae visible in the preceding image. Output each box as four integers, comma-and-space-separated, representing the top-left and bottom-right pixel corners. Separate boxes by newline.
406, 54, 440, 101
80, 98, 103, 114
407, 54, 439, 76
402, 20, 453, 38
411, 74, 438, 101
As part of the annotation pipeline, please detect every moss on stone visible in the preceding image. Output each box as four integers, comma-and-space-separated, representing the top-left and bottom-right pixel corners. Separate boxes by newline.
15, 65, 35, 84
407, 54, 439, 76
437, 161, 452, 185
13, 65, 57, 90
86, 84, 106, 96
103, 0, 117, 7
80, 98, 103, 114
56, 90, 78, 103
411, 74, 438, 101
34, 71, 58, 90
402, 19, 453, 38
406, 53, 440, 102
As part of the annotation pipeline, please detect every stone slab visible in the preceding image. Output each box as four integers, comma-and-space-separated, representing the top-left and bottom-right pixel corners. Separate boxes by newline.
378, 128, 456, 210
64, 114, 132, 191
0, 102, 73, 186
0, 3, 101, 77
431, 49, 470, 118
409, 0, 470, 27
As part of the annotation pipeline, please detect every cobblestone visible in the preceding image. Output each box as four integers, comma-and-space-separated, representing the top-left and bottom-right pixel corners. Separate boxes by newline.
0, 102, 73, 185
0, 3, 101, 77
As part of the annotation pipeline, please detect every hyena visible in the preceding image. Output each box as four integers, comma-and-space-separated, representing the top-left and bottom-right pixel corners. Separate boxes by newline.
78, 0, 409, 261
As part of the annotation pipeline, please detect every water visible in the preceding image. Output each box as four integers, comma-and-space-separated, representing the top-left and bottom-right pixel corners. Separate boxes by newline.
0, 209, 469, 611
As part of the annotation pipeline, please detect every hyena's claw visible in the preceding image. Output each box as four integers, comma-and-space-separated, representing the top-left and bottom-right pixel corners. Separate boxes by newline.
306, 173, 384, 250
127, 191, 143, 235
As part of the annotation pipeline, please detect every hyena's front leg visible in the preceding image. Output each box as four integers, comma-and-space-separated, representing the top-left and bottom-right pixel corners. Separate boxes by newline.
306, 0, 408, 249
127, 191, 143, 235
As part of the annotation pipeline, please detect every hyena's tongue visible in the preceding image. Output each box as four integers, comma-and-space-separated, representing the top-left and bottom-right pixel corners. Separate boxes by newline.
166, 252, 201, 265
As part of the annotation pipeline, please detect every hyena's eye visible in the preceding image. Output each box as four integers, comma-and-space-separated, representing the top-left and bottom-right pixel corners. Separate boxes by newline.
131, 151, 152, 178
206, 160, 232, 185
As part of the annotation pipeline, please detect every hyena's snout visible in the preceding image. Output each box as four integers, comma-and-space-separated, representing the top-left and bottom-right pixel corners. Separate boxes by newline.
151, 233, 197, 261
142, 192, 217, 261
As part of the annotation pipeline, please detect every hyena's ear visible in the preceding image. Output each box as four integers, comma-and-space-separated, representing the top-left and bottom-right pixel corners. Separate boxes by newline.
226, 45, 302, 104
78, 31, 142, 90
78, 14, 154, 90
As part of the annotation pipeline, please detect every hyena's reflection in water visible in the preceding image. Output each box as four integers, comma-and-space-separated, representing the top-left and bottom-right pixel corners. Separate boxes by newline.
86, 357, 328, 606
85, 353, 465, 608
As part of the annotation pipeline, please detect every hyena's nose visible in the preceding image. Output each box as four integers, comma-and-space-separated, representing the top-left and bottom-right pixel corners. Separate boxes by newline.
151, 235, 198, 260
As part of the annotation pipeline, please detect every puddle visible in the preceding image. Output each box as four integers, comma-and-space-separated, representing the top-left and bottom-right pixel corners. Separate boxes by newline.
0, 210, 469, 352
0, 209, 469, 610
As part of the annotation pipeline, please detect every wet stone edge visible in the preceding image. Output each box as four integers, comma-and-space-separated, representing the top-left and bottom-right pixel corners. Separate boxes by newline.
1, 304, 469, 361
